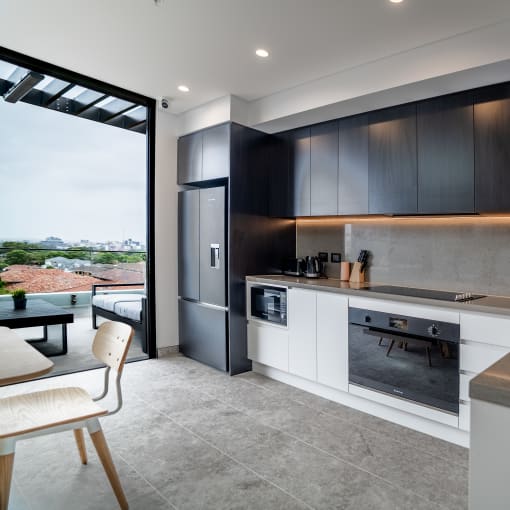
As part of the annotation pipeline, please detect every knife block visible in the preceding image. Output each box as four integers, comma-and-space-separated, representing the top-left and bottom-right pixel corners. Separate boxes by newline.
349, 262, 365, 284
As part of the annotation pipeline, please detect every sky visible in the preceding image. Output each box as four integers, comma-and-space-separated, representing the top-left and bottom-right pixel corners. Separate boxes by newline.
0, 99, 146, 243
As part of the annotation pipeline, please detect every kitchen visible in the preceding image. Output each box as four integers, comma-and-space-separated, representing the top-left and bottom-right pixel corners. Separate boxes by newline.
177, 67, 510, 508
3, 1, 510, 509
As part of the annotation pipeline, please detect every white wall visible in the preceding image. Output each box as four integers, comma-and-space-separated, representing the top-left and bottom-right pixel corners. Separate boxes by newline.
155, 110, 179, 348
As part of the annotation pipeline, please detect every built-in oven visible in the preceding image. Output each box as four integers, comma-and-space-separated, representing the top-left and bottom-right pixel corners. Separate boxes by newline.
249, 285, 287, 326
348, 307, 460, 414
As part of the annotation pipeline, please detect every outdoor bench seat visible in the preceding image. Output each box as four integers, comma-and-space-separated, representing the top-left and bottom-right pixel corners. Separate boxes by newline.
92, 283, 147, 353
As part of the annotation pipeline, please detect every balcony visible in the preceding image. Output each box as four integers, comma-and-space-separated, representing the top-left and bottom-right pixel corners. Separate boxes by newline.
0, 246, 148, 376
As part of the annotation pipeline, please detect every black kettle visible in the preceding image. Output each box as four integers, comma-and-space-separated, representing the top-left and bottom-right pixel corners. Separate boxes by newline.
304, 256, 322, 278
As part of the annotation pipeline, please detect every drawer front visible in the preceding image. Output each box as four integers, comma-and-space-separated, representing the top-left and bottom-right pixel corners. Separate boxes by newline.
460, 342, 510, 374
459, 402, 470, 431
247, 322, 289, 372
461, 312, 510, 348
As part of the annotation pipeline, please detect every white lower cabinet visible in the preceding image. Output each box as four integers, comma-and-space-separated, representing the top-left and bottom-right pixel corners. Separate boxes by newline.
247, 321, 289, 372
316, 292, 349, 391
458, 312, 510, 431
288, 288, 317, 381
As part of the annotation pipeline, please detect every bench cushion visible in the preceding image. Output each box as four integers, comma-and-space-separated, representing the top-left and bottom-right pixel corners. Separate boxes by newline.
114, 301, 143, 322
92, 293, 143, 312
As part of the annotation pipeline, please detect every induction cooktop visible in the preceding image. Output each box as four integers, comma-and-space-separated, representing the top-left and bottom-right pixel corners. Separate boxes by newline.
363, 285, 485, 302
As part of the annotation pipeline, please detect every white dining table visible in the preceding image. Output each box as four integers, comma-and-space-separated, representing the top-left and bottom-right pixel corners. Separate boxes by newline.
0, 326, 54, 386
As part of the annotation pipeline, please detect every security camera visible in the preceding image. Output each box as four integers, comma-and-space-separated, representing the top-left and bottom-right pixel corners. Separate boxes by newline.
160, 97, 171, 110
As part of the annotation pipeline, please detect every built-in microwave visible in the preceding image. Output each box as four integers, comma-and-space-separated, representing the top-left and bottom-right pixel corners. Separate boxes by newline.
249, 285, 287, 326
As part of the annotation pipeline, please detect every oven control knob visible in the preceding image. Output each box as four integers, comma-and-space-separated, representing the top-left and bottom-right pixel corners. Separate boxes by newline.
428, 324, 440, 337
364, 315, 371, 323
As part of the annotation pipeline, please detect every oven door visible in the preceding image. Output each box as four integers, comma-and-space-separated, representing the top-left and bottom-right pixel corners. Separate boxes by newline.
348, 323, 459, 414
250, 286, 287, 326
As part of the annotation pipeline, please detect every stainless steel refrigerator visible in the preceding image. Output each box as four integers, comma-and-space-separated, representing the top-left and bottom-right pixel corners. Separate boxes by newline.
178, 185, 228, 371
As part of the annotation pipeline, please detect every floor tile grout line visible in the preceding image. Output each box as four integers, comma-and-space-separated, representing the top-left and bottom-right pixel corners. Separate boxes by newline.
236, 375, 468, 469
114, 450, 179, 510
145, 404, 316, 510
190, 385, 454, 510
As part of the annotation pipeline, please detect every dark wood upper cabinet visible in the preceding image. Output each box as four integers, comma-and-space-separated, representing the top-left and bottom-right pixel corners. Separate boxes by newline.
474, 84, 510, 212
310, 120, 338, 216
202, 123, 230, 180
268, 134, 290, 217
338, 115, 368, 215
417, 93, 474, 214
177, 131, 202, 184
368, 104, 418, 214
288, 127, 311, 216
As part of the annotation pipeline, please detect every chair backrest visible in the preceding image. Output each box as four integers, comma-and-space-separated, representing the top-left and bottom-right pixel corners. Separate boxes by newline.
92, 322, 134, 375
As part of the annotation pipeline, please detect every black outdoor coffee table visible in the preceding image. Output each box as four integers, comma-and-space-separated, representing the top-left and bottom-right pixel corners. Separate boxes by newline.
0, 299, 74, 356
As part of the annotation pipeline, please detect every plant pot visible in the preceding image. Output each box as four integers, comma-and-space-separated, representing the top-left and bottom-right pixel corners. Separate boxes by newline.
13, 298, 27, 310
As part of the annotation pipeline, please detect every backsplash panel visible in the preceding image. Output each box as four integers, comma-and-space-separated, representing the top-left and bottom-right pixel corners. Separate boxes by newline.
296, 218, 510, 295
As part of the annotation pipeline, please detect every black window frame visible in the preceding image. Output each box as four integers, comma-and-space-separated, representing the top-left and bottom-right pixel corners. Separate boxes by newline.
0, 45, 157, 358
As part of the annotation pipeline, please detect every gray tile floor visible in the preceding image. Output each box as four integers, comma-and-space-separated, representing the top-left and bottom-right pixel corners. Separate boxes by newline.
1, 354, 468, 510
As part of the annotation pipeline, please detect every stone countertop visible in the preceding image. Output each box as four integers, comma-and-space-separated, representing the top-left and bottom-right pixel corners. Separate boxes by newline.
245, 274, 510, 317
470, 353, 510, 407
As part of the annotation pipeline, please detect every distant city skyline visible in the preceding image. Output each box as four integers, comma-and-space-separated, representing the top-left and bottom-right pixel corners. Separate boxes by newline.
0, 99, 147, 241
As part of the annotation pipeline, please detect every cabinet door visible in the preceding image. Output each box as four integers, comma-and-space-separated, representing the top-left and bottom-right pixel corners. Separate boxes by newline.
338, 115, 369, 214
311, 120, 338, 215
177, 132, 202, 184
177, 190, 199, 300
368, 104, 418, 214
474, 85, 510, 212
268, 134, 290, 217
288, 288, 317, 380
202, 123, 230, 180
418, 93, 474, 213
247, 322, 289, 372
316, 292, 348, 391
288, 128, 311, 216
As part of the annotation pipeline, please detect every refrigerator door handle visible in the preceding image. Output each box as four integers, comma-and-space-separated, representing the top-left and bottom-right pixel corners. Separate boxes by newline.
210, 244, 220, 269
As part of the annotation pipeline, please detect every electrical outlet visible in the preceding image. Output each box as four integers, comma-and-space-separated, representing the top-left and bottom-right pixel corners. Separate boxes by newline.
318, 252, 328, 262
331, 253, 341, 263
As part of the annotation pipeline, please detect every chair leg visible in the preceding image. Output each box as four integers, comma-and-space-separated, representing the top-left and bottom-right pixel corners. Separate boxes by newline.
0, 453, 15, 510
73, 429, 88, 465
89, 426, 128, 510
386, 339, 395, 357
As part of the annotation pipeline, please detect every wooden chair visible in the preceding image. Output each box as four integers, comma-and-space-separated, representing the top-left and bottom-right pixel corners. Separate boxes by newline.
0, 321, 134, 510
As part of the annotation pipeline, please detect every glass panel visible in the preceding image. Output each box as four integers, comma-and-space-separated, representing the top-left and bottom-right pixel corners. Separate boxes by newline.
73, 89, 105, 107
0, 61, 23, 80
100, 98, 135, 115
124, 105, 147, 122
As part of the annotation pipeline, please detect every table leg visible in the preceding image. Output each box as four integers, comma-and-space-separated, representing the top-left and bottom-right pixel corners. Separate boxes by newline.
62, 323, 68, 355
43, 325, 48, 341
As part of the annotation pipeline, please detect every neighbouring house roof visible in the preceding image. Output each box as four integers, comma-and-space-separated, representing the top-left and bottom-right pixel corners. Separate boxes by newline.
1, 265, 103, 293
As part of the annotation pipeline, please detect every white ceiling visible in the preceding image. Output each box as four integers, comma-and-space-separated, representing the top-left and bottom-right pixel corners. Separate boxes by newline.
1, 0, 510, 121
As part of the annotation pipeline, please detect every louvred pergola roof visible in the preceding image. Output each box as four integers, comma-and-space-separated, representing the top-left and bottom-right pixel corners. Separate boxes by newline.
0, 59, 147, 134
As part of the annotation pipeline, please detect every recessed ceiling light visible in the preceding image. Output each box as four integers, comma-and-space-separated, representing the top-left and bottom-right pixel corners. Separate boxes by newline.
177, 85, 190, 93
255, 49, 269, 58
389, 0, 403, 3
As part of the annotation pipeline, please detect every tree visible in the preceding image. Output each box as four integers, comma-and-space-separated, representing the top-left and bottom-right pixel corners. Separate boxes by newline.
93, 252, 119, 264
5, 250, 31, 265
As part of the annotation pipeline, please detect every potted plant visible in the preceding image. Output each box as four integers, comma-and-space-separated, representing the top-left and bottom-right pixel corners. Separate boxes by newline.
12, 289, 27, 310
